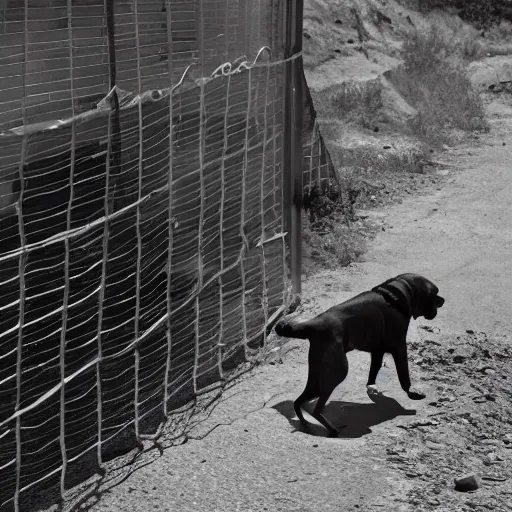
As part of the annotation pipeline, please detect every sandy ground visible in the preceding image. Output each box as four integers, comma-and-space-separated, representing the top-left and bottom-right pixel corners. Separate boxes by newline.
74, 94, 512, 512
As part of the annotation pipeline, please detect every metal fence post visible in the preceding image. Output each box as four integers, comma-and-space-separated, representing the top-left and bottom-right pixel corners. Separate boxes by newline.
283, 0, 304, 296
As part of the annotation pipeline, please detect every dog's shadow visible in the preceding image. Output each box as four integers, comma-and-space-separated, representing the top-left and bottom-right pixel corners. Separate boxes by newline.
273, 393, 417, 438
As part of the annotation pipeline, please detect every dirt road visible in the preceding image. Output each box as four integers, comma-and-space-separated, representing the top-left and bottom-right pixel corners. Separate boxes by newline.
82, 96, 512, 512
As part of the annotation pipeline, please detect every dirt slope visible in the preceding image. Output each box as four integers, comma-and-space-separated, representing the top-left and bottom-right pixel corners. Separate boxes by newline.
79, 89, 512, 512
349, 94, 512, 337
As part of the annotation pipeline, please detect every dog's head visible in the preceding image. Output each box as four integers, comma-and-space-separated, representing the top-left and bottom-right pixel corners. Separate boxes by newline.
374, 273, 445, 320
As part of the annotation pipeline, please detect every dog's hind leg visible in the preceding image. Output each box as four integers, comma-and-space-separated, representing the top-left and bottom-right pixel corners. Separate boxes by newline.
311, 392, 339, 437
293, 337, 325, 427
311, 344, 349, 437
294, 375, 319, 428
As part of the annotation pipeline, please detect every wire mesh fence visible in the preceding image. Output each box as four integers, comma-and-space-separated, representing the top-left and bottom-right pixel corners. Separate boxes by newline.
300, 68, 337, 191
0, 0, 310, 509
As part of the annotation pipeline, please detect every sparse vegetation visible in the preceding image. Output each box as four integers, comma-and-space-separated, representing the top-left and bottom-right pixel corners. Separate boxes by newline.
338, 147, 425, 175
302, 218, 366, 273
330, 80, 382, 129
421, 13, 485, 62
300, 143, 431, 272
314, 80, 382, 130
417, 0, 505, 28
389, 26, 489, 146
301, 179, 366, 273
483, 20, 512, 56
486, 18, 512, 40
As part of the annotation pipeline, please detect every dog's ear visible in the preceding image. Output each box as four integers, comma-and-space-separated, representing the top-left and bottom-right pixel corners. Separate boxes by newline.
373, 278, 414, 317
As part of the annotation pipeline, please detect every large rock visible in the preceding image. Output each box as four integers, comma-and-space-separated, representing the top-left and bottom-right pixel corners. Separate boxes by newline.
305, 54, 400, 92
467, 56, 512, 90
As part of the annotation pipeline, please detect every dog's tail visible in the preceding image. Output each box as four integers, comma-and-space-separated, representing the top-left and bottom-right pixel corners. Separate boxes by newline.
274, 318, 310, 339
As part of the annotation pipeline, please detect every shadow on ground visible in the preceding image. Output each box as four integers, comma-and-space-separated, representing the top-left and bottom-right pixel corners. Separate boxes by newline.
273, 393, 417, 438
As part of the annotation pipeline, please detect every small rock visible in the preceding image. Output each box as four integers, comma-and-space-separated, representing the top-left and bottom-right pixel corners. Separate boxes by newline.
483, 453, 500, 465
347, 38, 354, 44
503, 142, 506, 146
481, 439, 500, 446
481, 474, 508, 482
303, 31, 311, 39
481, 348, 492, 359
405, 419, 440, 429
313, 444, 318, 448
335, 19, 342, 24
453, 355, 466, 363
503, 434, 512, 445
425, 440, 444, 450
287, 477, 298, 483
383, 145, 392, 149
454, 474, 479, 492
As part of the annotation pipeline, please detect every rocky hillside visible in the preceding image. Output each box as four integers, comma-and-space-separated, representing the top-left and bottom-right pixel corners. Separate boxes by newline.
299, 0, 512, 272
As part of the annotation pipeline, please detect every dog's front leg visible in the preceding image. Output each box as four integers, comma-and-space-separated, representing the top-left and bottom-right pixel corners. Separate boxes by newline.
367, 351, 384, 386
366, 351, 385, 397
392, 346, 425, 400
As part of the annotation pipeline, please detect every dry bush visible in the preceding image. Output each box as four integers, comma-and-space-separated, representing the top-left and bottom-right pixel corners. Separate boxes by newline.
432, 14, 485, 61
302, 212, 366, 273
483, 20, 512, 55
314, 80, 383, 130
417, 0, 501, 29
402, 20, 483, 65
301, 178, 366, 272
390, 27, 488, 146
485, 19, 512, 39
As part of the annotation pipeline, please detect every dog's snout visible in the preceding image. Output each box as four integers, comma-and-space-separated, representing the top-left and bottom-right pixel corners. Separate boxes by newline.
436, 295, 445, 308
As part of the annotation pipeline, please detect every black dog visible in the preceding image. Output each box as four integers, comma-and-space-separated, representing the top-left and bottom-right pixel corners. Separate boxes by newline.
275, 273, 445, 437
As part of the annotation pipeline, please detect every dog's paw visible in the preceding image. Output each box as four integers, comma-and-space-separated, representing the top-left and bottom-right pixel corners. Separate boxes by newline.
327, 424, 347, 438
407, 390, 426, 400
367, 385, 383, 397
